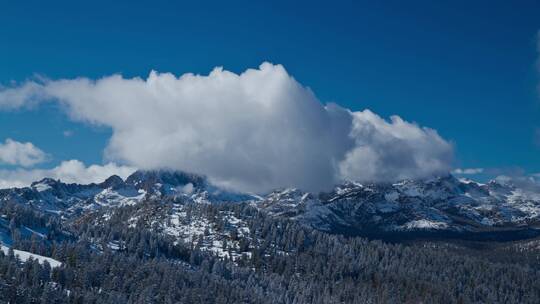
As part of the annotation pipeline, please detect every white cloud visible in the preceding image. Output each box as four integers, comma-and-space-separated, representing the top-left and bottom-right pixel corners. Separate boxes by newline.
0, 160, 135, 189
339, 110, 453, 182
452, 168, 484, 175
0, 81, 43, 110
0, 62, 454, 193
0, 138, 47, 167
177, 183, 194, 194
495, 173, 540, 193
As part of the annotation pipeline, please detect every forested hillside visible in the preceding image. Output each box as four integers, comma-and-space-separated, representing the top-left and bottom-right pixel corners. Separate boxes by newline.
1, 196, 540, 303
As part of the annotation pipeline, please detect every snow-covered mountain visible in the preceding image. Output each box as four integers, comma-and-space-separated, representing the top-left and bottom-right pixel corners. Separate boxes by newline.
1, 170, 540, 239
2, 170, 539, 302
0, 170, 253, 217
259, 175, 540, 238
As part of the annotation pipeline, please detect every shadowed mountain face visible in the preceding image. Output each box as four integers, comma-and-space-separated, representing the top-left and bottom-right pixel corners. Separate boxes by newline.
1, 170, 540, 241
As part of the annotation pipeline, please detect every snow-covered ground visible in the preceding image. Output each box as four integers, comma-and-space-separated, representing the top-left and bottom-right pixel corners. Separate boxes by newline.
157, 207, 252, 260
1, 245, 62, 268
399, 219, 449, 230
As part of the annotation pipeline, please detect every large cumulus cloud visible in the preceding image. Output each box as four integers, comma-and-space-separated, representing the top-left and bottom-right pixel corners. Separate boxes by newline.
0, 62, 453, 193
339, 110, 453, 182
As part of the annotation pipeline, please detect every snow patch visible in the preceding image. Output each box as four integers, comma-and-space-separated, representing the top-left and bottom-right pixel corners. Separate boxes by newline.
32, 182, 52, 192
1, 245, 62, 268
399, 219, 448, 230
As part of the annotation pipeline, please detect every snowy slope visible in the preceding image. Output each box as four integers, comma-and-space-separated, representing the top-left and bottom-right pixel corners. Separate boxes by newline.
0, 245, 62, 268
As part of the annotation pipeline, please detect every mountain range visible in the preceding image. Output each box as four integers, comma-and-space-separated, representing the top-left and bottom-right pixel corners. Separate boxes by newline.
2, 170, 540, 241
2, 170, 540, 302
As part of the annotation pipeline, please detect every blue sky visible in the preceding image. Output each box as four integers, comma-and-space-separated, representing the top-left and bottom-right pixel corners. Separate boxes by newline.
0, 0, 539, 188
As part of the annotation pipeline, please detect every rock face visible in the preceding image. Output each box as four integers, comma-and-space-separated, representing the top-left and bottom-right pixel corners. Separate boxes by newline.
1, 171, 540, 239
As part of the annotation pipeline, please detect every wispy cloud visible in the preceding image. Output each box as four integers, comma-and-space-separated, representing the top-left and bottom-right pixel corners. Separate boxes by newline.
0, 160, 135, 189
63, 130, 74, 137
452, 168, 484, 175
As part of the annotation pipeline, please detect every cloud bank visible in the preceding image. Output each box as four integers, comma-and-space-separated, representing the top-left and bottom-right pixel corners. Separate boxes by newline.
495, 173, 540, 194
0, 138, 47, 167
0, 63, 453, 193
0, 160, 135, 189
